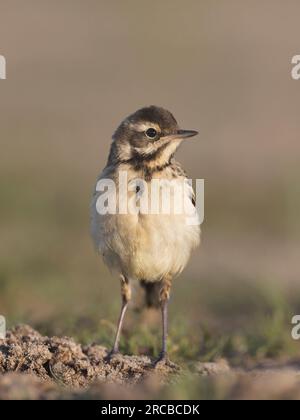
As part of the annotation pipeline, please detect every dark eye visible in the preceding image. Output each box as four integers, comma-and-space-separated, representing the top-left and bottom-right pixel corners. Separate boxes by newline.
145, 128, 158, 139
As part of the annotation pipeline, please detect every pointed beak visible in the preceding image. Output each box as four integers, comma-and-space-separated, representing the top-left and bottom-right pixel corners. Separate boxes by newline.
160, 129, 199, 142
176, 129, 199, 139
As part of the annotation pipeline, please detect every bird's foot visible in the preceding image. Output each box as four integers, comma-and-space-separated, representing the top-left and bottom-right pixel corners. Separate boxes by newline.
104, 348, 120, 363
153, 352, 180, 371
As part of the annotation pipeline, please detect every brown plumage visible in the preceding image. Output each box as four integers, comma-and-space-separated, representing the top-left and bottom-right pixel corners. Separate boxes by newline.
91, 106, 200, 365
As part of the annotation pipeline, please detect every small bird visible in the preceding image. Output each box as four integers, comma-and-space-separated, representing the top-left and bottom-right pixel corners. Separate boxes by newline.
91, 106, 200, 365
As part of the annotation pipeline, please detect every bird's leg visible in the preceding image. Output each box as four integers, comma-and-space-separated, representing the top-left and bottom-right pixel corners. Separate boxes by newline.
155, 275, 173, 365
107, 275, 131, 359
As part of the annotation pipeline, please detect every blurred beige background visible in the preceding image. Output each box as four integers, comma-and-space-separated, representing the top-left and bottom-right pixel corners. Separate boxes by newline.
0, 1, 300, 349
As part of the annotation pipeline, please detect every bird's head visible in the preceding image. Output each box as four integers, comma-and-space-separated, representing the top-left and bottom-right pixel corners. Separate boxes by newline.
108, 106, 198, 169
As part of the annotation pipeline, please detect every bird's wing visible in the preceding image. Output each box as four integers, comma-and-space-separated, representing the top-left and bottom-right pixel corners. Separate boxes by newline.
171, 160, 196, 206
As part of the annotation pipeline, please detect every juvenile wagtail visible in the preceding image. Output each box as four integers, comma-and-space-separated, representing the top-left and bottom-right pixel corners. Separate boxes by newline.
91, 106, 200, 365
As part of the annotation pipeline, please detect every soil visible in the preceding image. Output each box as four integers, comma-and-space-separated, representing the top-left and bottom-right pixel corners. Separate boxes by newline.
1, 325, 300, 400
0, 324, 180, 399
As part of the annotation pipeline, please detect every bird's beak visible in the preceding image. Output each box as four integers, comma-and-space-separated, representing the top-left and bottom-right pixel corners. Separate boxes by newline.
176, 129, 199, 139
161, 129, 199, 142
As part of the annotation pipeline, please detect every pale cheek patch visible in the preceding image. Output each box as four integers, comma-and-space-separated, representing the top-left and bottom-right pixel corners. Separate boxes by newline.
134, 143, 157, 156
134, 134, 169, 154
133, 139, 182, 167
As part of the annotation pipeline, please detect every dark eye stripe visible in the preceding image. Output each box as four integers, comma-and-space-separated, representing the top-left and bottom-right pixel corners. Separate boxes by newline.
145, 128, 158, 139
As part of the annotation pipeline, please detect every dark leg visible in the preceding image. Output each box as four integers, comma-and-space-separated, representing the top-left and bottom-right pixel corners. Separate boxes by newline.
108, 275, 131, 358
160, 297, 169, 359
154, 275, 175, 366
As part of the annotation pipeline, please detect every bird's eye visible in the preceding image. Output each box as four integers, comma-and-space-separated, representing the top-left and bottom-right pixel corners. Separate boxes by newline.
145, 128, 158, 139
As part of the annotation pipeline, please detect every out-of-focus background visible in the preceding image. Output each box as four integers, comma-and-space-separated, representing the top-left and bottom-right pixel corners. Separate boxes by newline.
1, 0, 300, 370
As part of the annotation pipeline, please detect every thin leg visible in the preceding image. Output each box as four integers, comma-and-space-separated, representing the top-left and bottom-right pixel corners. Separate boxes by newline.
155, 275, 172, 364
160, 298, 168, 358
108, 275, 131, 357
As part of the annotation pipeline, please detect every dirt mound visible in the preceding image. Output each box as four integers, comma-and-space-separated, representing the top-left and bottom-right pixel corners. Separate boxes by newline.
0, 324, 177, 391
3, 325, 299, 400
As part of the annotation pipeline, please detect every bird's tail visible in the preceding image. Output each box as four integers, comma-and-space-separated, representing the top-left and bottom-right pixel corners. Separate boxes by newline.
140, 280, 161, 308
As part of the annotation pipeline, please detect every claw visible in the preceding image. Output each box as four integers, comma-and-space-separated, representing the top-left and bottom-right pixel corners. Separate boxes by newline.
104, 349, 120, 363
153, 353, 179, 370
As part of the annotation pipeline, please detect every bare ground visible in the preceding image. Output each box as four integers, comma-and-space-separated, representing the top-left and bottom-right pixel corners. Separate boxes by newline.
0, 324, 182, 399
1, 325, 300, 400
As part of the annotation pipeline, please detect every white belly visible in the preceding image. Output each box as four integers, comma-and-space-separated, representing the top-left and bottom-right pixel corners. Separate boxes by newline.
90, 174, 200, 282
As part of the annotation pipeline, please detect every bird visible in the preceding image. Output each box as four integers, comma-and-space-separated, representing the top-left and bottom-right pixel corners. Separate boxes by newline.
91, 106, 200, 365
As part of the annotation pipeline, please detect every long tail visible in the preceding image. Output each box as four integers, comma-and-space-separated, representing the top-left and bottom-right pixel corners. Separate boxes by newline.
140, 280, 161, 308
